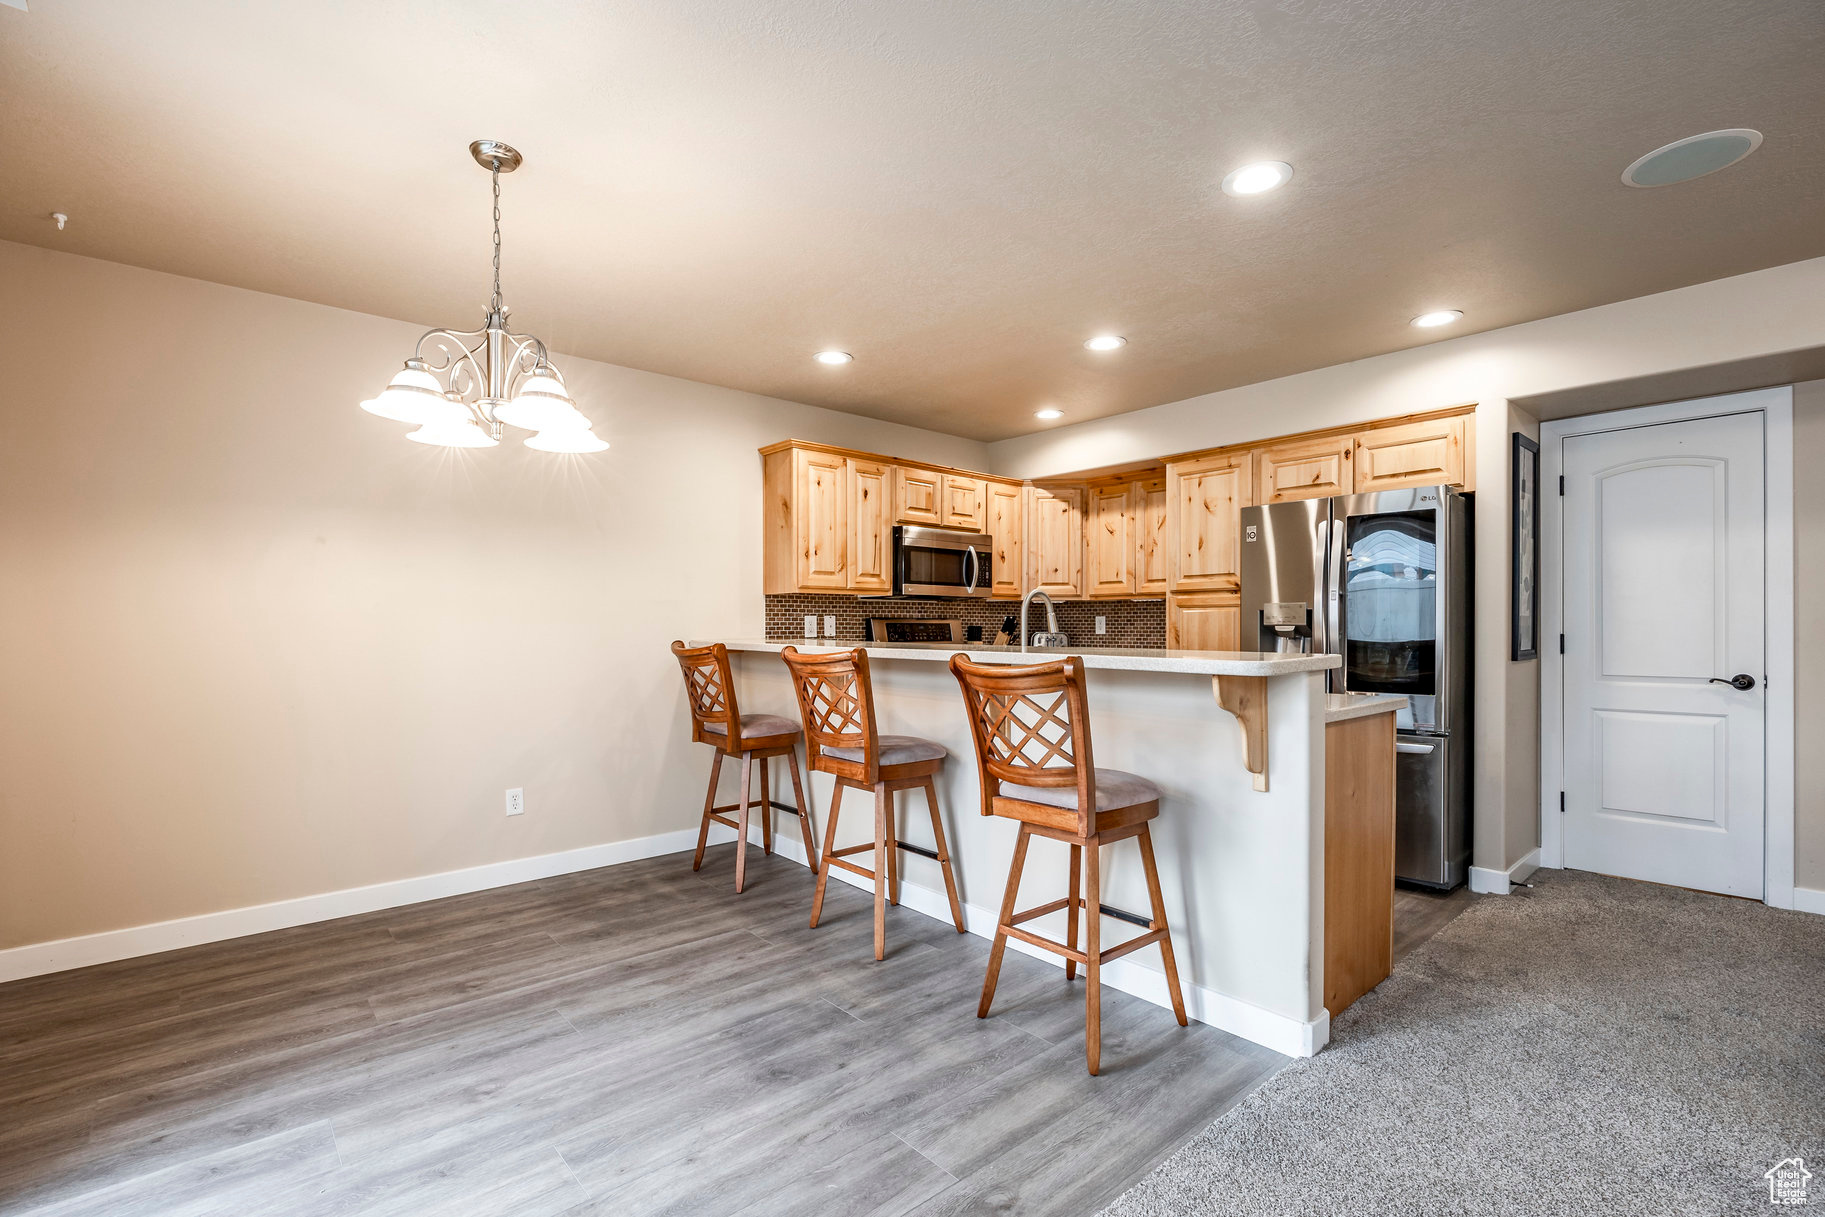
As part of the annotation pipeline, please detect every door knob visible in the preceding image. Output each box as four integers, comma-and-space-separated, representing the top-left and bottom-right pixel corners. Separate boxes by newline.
1709, 674, 1757, 690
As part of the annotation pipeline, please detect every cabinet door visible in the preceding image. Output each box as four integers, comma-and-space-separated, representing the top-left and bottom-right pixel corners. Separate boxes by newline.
986, 480, 1025, 599
1026, 485, 1083, 598
847, 458, 892, 592
1167, 591, 1240, 651
1134, 477, 1170, 595
943, 475, 988, 531
795, 449, 849, 590
894, 467, 944, 526
1353, 416, 1467, 493
1167, 455, 1248, 592
1255, 434, 1353, 504
1085, 482, 1136, 598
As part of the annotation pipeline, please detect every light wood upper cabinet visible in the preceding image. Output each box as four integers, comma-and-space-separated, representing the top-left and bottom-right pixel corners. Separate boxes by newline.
847, 458, 892, 593
1167, 454, 1249, 593
1085, 482, 1136, 598
1167, 591, 1241, 651
1255, 434, 1354, 504
986, 480, 1025, 599
943, 475, 988, 531
793, 448, 849, 591
1352, 416, 1467, 493
894, 466, 944, 526
1026, 484, 1083, 598
1134, 477, 1170, 596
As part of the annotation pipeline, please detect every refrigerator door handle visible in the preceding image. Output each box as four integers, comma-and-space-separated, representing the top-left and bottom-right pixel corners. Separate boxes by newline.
1311, 514, 1330, 654
1326, 516, 1345, 680
1395, 741, 1437, 755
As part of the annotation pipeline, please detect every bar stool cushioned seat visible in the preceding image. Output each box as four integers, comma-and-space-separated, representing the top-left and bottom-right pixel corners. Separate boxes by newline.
822, 734, 946, 766
1003, 768, 1159, 812
704, 713, 801, 741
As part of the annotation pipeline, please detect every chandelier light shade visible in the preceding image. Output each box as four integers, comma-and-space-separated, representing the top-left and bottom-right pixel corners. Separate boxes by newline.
361, 140, 608, 454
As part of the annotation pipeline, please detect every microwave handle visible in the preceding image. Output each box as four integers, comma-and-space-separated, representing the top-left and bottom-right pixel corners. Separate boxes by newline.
964, 545, 980, 590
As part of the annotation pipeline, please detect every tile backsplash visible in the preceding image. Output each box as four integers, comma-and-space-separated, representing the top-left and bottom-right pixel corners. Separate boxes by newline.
764, 594, 1166, 648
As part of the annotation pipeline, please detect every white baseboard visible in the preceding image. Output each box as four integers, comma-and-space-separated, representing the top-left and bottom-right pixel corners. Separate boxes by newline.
0, 828, 705, 985
758, 829, 1327, 1058
1793, 887, 1825, 916
1469, 847, 1542, 895
0, 816, 1328, 1058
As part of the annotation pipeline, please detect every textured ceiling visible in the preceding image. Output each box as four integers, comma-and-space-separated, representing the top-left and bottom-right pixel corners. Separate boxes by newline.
3, 0, 1823, 441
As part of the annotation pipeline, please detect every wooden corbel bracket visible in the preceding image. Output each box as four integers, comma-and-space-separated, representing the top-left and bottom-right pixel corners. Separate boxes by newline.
1212, 675, 1269, 792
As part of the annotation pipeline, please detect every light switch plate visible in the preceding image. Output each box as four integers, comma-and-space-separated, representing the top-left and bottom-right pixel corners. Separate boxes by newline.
506, 788, 525, 817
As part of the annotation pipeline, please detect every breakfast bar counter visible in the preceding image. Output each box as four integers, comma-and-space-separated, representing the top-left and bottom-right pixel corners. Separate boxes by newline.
696, 639, 1399, 1057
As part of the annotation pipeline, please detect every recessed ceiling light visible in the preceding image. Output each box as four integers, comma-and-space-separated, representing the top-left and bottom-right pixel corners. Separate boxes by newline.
1035, 409, 1064, 420
1221, 161, 1293, 197
813, 350, 853, 365
1622, 129, 1762, 188
1410, 310, 1463, 329
1084, 335, 1126, 352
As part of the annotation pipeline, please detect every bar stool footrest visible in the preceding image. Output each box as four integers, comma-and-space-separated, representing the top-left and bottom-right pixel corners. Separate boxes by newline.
826, 856, 878, 881
894, 839, 940, 861
1098, 903, 1154, 929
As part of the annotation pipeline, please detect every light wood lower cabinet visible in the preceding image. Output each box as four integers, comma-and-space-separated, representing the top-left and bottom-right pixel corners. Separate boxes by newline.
1026, 484, 1083, 598
1324, 710, 1396, 1015
847, 458, 893, 593
1166, 591, 1239, 650
986, 479, 1024, 598
1085, 482, 1136, 598
1352, 415, 1468, 494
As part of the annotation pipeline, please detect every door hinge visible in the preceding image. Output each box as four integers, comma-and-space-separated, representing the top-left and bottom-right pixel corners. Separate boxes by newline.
1559, 791, 1565, 813
1558, 475, 1564, 496
1558, 633, 1564, 654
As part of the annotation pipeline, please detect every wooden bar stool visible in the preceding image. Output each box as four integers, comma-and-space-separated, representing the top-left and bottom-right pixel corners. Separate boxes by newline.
780, 646, 966, 960
671, 641, 819, 893
949, 653, 1187, 1075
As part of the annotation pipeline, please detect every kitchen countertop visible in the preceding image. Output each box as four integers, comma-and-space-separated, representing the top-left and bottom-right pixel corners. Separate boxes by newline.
699, 638, 1341, 677
1323, 693, 1408, 723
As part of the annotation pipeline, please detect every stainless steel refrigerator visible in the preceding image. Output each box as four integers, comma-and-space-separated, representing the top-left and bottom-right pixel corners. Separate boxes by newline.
1238, 486, 1472, 889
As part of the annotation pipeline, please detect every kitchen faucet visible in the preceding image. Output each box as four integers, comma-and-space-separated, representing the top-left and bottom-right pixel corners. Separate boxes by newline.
1019, 588, 1068, 653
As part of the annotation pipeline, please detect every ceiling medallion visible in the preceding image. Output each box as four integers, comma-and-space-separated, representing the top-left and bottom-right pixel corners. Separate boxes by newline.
360, 141, 607, 453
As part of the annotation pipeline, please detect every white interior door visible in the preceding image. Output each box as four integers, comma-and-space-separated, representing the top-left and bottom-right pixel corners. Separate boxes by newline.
1560, 411, 1765, 898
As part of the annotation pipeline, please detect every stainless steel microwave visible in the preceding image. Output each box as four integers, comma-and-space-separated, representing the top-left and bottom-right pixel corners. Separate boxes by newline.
880, 525, 993, 598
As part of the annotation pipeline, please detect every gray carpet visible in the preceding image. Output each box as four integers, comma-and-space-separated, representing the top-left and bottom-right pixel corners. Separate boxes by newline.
1102, 870, 1825, 1217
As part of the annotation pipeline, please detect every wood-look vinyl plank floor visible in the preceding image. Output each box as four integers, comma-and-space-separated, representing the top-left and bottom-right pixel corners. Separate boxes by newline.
0, 845, 1473, 1217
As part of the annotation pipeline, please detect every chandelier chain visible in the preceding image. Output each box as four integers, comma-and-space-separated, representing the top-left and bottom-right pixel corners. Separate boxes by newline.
490, 166, 503, 316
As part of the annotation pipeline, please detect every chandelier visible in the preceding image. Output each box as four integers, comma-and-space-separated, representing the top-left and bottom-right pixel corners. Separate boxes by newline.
360, 140, 607, 453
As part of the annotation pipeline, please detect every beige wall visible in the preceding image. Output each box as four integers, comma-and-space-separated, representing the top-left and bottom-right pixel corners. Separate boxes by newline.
1795, 380, 1825, 891
0, 241, 989, 951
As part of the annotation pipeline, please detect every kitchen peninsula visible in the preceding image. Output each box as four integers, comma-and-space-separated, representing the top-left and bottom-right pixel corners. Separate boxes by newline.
697, 638, 1403, 1057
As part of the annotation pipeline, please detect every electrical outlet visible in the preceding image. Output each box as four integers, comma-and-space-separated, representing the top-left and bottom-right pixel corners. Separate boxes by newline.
506, 788, 524, 817
803, 614, 817, 638
1095, 616, 1107, 635
823, 615, 837, 638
